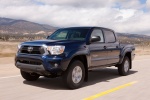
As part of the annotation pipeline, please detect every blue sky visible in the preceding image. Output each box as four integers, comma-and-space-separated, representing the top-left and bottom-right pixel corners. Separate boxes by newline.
140, 0, 147, 4
32, 0, 45, 5
0, 0, 150, 35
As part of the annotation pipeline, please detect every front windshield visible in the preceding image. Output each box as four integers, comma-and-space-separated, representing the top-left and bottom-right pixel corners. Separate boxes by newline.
48, 29, 89, 41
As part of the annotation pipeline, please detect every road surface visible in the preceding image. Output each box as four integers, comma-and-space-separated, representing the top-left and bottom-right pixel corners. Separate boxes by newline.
0, 55, 150, 100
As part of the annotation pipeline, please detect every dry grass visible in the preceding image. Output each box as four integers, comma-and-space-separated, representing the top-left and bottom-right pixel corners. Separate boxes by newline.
0, 53, 16, 57
0, 42, 20, 57
0, 42, 150, 57
135, 46, 150, 56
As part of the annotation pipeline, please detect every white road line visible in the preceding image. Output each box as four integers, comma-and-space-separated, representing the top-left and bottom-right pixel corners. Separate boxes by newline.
0, 75, 21, 80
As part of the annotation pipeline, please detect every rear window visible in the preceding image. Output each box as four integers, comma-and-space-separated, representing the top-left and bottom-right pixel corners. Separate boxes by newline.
103, 30, 116, 43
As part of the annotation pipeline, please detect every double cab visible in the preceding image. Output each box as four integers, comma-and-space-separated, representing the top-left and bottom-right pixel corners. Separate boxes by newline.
15, 27, 135, 89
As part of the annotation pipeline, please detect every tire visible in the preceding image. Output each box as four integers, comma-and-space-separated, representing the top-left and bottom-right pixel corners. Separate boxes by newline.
20, 70, 40, 81
118, 56, 130, 76
63, 60, 85, 89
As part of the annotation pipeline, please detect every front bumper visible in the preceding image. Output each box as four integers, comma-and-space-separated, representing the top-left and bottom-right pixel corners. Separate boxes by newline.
15, 54, 70, 75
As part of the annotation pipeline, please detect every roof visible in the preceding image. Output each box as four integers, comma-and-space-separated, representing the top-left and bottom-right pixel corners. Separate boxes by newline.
59, 26, 114, 32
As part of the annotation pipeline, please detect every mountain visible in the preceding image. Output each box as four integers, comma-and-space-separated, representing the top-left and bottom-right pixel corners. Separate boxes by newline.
0, 17, 150, 39
117, 33, 150, 40
0, 17, 57, 34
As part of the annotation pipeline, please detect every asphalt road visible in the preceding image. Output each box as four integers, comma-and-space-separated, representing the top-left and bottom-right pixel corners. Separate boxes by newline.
0, 56, 150, 100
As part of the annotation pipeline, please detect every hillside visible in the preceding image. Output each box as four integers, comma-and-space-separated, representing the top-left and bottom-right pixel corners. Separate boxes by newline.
117, 33, 150, 40
0, 17, 56, 34
0, 17, 150, 42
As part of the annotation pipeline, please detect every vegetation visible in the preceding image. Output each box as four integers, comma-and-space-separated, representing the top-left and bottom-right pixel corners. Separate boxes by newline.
0, 33, 48, 41
0, 33, 150, 57
0, 33, 150, 46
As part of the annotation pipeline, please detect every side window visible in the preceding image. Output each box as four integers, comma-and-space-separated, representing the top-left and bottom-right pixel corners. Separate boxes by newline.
91, 29, 104, 42
103, 30, 116, 43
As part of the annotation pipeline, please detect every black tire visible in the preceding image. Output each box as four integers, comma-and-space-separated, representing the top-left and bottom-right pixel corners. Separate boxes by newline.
63, 60, 85, 89
118, 56, 130, 76
20, 70, 40, 81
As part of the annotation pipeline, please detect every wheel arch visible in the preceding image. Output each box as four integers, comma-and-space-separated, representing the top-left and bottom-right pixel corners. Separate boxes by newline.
69, 55, 89, 82
118, 52, 132, 69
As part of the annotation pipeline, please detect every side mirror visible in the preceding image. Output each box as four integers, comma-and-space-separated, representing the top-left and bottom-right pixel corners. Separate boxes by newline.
91, 36, 101, 42
46, 36, 50, 39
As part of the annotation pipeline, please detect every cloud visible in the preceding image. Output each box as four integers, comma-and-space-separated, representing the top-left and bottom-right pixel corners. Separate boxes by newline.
36, 0, 113, 7
114, 11, 150, 34
0, 0, 32, 7
113, 0, 144, 9
36, 0, 145, 9
0, 0, 150, 35
147, 0, 150, 8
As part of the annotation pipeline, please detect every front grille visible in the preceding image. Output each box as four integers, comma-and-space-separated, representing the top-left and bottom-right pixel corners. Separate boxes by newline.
18, 60, 42, 65
20, 46, 45, 54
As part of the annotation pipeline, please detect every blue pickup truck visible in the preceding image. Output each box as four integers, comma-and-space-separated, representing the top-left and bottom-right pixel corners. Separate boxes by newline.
15, 27, 135, 89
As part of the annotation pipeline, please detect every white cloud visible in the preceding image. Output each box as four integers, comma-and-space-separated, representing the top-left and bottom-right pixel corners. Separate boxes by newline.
117, 9, 136, 19
147, 0, 150, 8
0, 0, 150, 34
115, 12, 150, 34
36, 0, 113, 7
0, 0, 32, 7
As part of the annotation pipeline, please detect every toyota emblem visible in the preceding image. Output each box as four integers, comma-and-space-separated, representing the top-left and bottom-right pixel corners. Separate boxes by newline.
27, 47, 33, 52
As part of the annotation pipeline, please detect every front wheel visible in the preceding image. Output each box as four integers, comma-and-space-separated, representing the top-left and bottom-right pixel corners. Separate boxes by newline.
63, 60, 85, 89
118, 56, 131, 76
21, 70, 40, 81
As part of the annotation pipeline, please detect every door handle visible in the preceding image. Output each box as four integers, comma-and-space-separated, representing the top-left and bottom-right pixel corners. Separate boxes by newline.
104, 46, 107, 49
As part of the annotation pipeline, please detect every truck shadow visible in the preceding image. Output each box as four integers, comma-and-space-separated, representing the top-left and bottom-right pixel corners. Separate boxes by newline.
84, 68, 137, 87
23, 68, 137, 90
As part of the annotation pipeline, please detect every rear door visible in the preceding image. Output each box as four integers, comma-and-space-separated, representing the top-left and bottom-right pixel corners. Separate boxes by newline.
102, 29, 120, 64
89, 28, 108, 67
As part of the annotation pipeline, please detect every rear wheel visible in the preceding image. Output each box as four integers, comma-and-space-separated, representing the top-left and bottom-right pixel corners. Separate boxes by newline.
118, 56, 130, 76
20, 70, 40, 81
63, 60, 85, 89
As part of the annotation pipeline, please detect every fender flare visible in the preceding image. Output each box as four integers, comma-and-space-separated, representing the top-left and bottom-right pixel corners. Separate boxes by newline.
118, 48, 132, 64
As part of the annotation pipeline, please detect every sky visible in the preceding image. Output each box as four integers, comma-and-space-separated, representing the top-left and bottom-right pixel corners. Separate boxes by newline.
0, 0, 150, 35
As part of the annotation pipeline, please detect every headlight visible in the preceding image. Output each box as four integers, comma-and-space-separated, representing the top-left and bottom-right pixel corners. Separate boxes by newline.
47, 45, 65, 55
18, 44, 22, 49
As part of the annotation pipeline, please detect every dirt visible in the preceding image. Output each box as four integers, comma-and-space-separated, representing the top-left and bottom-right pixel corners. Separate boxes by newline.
0, 42, 19, 57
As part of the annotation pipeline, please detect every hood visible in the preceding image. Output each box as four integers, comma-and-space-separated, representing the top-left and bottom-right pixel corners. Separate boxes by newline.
21, 39, 86, 46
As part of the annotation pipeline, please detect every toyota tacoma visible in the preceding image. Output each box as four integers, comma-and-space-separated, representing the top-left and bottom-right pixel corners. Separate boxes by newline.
15, 27, 135, 89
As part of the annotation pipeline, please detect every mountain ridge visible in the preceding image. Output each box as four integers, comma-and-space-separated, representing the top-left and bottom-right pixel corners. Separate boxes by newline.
117, 33, 150, 40
0, 17, 56, 34
0, 17, 150, 40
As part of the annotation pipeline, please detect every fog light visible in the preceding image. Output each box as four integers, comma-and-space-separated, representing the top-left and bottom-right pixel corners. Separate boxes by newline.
54, 63, 58, 67
50, 62, 59, 68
